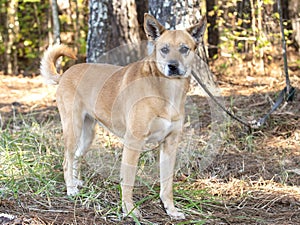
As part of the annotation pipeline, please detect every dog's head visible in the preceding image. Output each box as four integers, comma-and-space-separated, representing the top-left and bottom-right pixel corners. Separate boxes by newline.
144, 14, 206, 78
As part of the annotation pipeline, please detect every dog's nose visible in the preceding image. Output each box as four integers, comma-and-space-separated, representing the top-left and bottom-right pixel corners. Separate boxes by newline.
167, 60, 179, 72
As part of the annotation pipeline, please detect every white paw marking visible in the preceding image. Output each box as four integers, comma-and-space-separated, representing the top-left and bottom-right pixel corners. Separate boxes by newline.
67, 186, 79, 196
166, 208, 185, 220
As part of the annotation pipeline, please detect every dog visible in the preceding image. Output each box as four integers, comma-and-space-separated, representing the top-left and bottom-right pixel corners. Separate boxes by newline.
40, 13, 206, 220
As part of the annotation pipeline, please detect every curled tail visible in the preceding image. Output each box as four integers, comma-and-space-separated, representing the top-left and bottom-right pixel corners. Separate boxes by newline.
40, 44, 77, 85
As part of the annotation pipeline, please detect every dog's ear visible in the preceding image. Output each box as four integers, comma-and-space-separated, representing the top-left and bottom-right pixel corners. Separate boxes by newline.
186, 15, 207, 44
144, 13, 165, 41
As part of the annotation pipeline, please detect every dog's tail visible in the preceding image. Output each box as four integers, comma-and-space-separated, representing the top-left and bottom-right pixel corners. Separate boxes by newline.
40, 44, 77, 85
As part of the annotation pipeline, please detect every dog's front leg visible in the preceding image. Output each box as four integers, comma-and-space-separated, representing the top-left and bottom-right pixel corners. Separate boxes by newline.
120, 142, 142, 218
160, 129, 185, 220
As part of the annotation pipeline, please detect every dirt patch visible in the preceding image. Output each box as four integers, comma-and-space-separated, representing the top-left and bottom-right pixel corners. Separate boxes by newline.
0, 75, 58, 128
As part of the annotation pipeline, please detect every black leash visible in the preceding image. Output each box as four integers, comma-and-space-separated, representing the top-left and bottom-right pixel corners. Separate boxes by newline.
278, 0, 292, 95
255, 0, 296, 127
192, 0, 295, 130
191, 70, 252, 129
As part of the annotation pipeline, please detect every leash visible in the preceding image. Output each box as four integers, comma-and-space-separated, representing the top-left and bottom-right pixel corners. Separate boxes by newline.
192, 0, 295, 130
255, 0, 296, 127
191, 70, 252, 129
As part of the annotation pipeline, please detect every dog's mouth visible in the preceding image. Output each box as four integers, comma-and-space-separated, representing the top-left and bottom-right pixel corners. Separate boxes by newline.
165, 67, 186, 77
162, 61, 188, 78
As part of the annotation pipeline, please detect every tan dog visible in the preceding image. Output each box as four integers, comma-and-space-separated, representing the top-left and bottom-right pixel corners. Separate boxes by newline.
40, 14, 206, 220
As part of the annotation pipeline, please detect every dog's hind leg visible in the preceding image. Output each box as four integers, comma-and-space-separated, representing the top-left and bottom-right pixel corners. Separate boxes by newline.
73, 115, 96, 185
61, 115, 82, 195
60, 101, 95, 196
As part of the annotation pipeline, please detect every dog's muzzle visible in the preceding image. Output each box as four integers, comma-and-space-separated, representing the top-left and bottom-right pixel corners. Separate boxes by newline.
164, 60, 186, 77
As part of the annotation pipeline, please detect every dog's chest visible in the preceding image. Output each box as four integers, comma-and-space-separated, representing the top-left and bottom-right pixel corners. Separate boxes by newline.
146, 117, 182, 144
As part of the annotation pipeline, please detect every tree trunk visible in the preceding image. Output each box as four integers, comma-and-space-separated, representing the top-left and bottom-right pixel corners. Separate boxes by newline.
148, 0, 202, 29
72, 0, 80, 53
6, 0, 19, 74
87, 0, 141, 65
289, 0, 300, 51
0, 0, 8, 72
205, 0, 219, 59
51, 0, 61, 45
257, 0, 265, 73
148, 0, 176, 29
86, 0, 110, 63
135, 0, 148, 40
110, 0, 140, 45
33, 3, 42, 57
235, 0, 251, 53
48, 4, 53, 46
250, 0, 256, 63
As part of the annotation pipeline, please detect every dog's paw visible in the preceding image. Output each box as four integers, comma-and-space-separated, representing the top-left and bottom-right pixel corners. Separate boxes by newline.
166, 208, 185, 220
122, 202, 142, 219
66, 179, 83, 196
66, 186, 79, 196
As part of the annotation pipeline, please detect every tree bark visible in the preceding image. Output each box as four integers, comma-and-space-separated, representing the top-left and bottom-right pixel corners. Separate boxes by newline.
86, 0, 141, 64
235, 0, 251, 53
135, 0, 148, 40
148, 0, 202, 29
148, 0, 176, 29
6, 0, 19, 74
257, 0, 264, 73
0, 0, 8, 72
86, 0, 110, 63
110, 0, 140, 45
289, 0, 300, 51
50, 0, 61, 45
72, 0, 80, 52
206, 0, 219, 59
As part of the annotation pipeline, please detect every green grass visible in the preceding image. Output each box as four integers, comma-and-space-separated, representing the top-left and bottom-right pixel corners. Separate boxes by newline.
0, 113, 220, 224
0, 115, 65, 198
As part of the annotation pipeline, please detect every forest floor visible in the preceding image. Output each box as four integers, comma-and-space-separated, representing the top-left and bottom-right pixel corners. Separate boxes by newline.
0, 53, 299, 224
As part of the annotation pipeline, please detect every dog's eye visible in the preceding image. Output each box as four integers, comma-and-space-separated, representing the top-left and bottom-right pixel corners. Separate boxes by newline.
160, 46, 170, 55
179, 46, 190, 55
